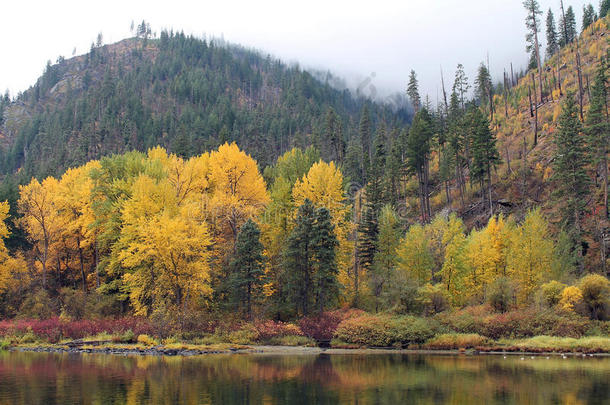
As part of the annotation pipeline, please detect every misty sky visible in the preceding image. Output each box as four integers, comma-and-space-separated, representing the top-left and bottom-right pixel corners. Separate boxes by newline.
1, 0, 592, 102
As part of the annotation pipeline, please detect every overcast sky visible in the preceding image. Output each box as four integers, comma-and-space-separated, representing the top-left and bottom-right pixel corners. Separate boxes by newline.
1, 0, 591, 102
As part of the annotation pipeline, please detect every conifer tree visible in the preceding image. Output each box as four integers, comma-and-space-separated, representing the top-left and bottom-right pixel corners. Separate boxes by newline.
284, 199, 316, 316
552, 92, 590, 272
359, 105, 372, 179
369, 205, 400, 312
406, 108, 434, 222
229, 219, 265, 319
546, 9, 559, 58
468, 107, 500, 215
523, 0, 544, 103
582, 4, 596, 32
585, 61, 609, 219
560, 5, 577, 46
311, 207, 339, 313
407, 70, 421, 113
601, 0, 610, 18
453, 64, 470, 110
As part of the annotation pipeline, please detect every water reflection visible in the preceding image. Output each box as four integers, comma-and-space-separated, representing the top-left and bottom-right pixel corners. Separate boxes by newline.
0, 351, 608, 404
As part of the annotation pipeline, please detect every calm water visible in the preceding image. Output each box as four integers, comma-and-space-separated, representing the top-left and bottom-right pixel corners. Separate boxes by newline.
0, 351, 608, 404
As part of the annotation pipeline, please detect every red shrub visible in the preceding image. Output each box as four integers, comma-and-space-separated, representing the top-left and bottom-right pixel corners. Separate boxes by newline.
253, 320, 303, 340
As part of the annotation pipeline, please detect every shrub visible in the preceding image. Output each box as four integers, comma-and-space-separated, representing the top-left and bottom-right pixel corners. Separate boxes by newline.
541, 281, 567, 307
335, 314, 439, 347
137, 334, 158, 346
298, 309, 363, 341
226, 324, 259, 345
417, 284, 449, 315
423, 333, 489, 350
253, 320, 303, 341
578, 274, 610, 320
486, 277, 516, 313
560, 286, 584, 312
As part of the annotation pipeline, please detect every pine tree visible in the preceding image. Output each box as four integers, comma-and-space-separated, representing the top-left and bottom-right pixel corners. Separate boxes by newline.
407, 108, 434, 222
601, 0, 610, 18
369, 205, 400, 312
582, 4, 596, 32
311, 207, 339, 313
407, 70, 421, 113
523, 0, 544, 103
546, 9, 559, 58
367, 124, 387, 212
284, 199, 316, 316
585, 61, 609, 219
468, 107, 500, 215
475, 62, 493, 107
552, 92, 590, 272
344, 137, 364, 186
359, 105, 372, 179
229, 219, 265, 319
358, 203, 379, 274
560, 5, 577, 47
453, 64, 470, 110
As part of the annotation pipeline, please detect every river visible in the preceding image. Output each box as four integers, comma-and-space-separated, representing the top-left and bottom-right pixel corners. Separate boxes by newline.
0, 351, 608, 404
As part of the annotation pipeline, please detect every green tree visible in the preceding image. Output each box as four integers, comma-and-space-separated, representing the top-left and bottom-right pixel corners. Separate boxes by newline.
407, 70, 421, 113
582, 4, 596, 32
601, 0, 610, 18
359, 105, 372, 179
560, 5, 577, 47
369, 205, 400, 312
546, 9, 559, 58
453, 64, 470, 110
229, 219, 265, 319
585, 61, 609, 219
468, 107, 500, 215
552, 92, 590, 272
284, 199, 316, 316
523, 0, 544, 103
311, 207, 339, 313
406, 108, 433, 222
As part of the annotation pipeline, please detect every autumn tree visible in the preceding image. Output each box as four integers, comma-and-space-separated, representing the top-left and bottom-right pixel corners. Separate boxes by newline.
118, 175, 212, 316
208, 142, 269, 257
507, 208, 554, 304
0, 201, 27, 295
18, 177, 62, 288
396, 223, 434, 284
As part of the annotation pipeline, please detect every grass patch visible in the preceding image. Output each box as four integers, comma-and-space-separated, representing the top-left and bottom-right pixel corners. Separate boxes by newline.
265, 335, 315, 346
423, 333, 490, 350
508, 336, 610, 353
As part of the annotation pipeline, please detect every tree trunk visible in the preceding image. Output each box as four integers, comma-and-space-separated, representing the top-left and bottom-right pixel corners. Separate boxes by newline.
575, 39, 585, 121
531, 8, 544, 104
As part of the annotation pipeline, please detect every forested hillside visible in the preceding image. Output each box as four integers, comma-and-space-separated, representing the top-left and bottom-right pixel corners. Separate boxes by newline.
0, 28, 408, 178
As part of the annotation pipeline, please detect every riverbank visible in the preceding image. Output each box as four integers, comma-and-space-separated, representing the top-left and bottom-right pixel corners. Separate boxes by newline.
7, 336, 610, 357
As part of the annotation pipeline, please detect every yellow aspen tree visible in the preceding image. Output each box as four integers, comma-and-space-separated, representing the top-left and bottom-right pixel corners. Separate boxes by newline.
207, 142, 269, 253
438, 214, 468, 305
0, 201, 27, 293
507, 208, 553, 305
18, 177, 62, 288
56, 161, 101, 291
118, 175, 212, 315
396, 224, 434, 284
